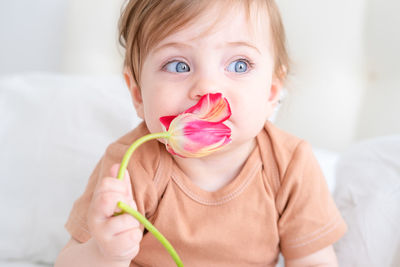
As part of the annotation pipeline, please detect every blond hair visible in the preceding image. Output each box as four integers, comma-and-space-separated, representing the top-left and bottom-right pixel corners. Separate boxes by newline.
119, 0, 289, 86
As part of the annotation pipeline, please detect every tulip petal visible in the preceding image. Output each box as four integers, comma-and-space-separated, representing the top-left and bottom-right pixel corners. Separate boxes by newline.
183, 120, 231, 148
184, 93, 231, 123
160, 115, 177, 131
159, 93, 232, 158
165, 114, 231, 158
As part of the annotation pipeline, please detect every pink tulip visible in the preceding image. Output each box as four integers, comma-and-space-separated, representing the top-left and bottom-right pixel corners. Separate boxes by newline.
116, 93, 231, 264
159, 93, 232, 158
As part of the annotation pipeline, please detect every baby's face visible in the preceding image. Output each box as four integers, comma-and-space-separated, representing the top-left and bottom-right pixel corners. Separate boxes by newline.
131, 2, 282, 153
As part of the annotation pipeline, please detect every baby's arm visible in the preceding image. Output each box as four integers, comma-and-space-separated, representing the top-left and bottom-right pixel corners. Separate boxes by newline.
284, 245, 338, 267
55, 164, 142, 267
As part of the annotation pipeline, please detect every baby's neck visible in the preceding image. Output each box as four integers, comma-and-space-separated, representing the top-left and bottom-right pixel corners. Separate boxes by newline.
173, 139, 256, 192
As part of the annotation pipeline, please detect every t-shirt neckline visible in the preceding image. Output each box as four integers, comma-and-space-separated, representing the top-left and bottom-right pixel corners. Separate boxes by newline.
170, 145, 262, 205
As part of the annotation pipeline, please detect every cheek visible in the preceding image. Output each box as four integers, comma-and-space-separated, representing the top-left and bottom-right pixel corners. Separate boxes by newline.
230, 88, 271, 119
236, 102, 269, 126
140, 89, 166, 133
228, 89, 271, 133
141, 87, 185, 133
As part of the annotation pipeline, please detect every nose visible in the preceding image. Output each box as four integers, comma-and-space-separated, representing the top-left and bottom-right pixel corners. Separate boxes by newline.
188, 71, 223, 101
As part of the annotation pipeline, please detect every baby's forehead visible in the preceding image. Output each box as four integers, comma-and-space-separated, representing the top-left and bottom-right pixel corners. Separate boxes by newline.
150, 1, 272, 53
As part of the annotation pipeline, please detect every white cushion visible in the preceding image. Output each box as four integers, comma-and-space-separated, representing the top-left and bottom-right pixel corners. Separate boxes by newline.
333, 136, 400, 266
0, 73, 141, 264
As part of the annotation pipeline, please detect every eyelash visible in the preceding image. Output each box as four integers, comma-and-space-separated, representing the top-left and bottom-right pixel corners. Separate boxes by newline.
160, 57, 255, 72
161, 59, 187, 71
234, 58, 255, 71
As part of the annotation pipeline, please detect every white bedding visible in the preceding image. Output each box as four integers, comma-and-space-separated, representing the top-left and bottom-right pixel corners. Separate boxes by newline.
333, 136, 400, 266
1, 73, 399, 266
0, 73, 140, 266
0, 262, 52, 267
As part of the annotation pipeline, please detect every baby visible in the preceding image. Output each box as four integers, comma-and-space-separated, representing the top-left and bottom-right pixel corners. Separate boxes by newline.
55, 0, 347, 266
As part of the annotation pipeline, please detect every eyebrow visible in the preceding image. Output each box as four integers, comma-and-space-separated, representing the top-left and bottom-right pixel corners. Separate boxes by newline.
223, 41, 261, 54
153, 42, 193, 54
153, 41, 261, 54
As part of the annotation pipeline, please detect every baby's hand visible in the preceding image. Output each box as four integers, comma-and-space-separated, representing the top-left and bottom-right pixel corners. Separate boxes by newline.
87, 164, 142, 263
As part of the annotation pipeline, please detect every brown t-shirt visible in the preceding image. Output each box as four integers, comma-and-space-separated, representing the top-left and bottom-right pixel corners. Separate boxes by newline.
65, 121, 347, 266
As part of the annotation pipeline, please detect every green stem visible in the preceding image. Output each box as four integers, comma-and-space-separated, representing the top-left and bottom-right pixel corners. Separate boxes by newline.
115, 131, 184, 267
117, 201, 184, 267
117, 132, 170, 180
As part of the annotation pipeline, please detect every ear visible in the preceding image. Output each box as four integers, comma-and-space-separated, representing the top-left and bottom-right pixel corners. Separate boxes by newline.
268, 75, 283, 109
123, 68, 144, 119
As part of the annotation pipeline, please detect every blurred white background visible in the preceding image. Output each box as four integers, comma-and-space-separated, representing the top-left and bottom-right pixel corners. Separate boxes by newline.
1, 2, 400, 267
276, 0, 400, 151
1, 0, 399, 151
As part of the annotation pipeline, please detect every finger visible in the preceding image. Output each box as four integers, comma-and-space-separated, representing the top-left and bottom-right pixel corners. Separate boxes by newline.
90, 191, 130, 219
109, 163, 122, 178
105, 213, 141, 236
112, 227, 143, 247
110, 164, 130, 184
99, 228, 142, 260
95, 177, 128, 196
110, 164, 135, 206
108, 227, 143, 252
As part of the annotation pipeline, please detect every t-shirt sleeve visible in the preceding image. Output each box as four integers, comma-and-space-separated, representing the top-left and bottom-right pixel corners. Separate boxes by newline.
276, 141, 347, 259
65, 126, 163, 243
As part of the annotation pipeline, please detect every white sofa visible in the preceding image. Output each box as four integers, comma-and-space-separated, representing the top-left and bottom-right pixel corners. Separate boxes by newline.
1, 73, 399, 266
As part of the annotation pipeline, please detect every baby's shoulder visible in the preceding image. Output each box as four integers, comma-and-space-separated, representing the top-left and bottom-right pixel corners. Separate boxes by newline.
104, 122, 149, 158
113, 121, 150, 147
263, 121, 308, 155
262, 122, 314, 172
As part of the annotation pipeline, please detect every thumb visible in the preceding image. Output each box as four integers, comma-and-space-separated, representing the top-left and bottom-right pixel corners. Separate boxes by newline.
110, 164, 136, 208
110, 163, 129, 180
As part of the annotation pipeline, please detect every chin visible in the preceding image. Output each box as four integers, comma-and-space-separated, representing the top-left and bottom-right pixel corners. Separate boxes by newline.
215, 137, 256, 157
230, 126, 262, 144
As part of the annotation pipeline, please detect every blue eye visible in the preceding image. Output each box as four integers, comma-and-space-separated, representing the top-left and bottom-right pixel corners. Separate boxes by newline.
227, 60, 249, 73
164, 61, 190, 73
